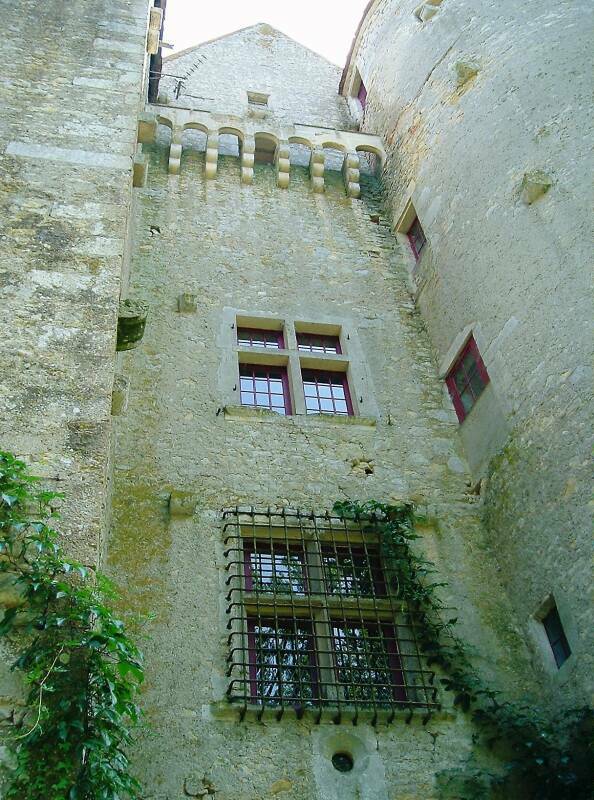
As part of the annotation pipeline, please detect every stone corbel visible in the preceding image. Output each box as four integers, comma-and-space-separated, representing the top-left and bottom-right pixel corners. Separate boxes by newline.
116, 299, 149, 351
343, 152, 361, 198
137, 112, 158, 145
147, 6, 163, 54
133, 146, 148, 188
205, 131, 219, 180
275, 140, 290, 189
241, 136, 255, 185
310, 147, 325, 194
168, 128, 182, 175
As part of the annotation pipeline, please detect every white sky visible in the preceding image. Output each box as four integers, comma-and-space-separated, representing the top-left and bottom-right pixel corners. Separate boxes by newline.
163, 0, 369, 66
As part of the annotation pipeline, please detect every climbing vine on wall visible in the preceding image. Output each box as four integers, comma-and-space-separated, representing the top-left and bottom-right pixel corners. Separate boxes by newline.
333, 500, 593, 800
0, 452, 145, 800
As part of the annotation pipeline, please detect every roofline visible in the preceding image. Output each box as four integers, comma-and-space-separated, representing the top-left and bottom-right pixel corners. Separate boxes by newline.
338, 0, 380, 94
164, 22, 342, 69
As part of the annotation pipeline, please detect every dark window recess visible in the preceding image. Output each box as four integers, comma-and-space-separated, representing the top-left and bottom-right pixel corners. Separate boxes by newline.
302, 369, 353, 416
357, 80, 367, 110
296, 332, 341, 354
542, 606, 571, 668
407, 216, 426, 260
445, 336, 490, 422
237, 327, 284, 349
239, 364, 291, 415
224, 507, 439, 721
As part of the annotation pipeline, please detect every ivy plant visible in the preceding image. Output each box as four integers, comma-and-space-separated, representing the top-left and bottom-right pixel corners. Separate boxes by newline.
333, 499, 593, 800
0, 451, 145, 800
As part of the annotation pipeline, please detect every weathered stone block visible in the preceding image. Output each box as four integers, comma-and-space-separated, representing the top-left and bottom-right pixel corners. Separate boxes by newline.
177, 292, 198, 313
520, 170, 552, 204
116, 299, 149, 351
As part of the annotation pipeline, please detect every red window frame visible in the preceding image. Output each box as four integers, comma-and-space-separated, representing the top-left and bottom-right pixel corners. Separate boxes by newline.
237, 327, 285, 349
332, 620, 407, 703
445, 337, 490, 422
320, 545, 387, 598
247, 617, 320, 705
243, 540, 308, 594
302, 369, 353, 416
407, 216, 426, 260
296, 332, 342, 354
239, 364, 292, 415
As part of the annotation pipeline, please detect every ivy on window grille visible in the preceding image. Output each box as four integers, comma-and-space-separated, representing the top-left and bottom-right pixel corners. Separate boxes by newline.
223, 507, 439, 722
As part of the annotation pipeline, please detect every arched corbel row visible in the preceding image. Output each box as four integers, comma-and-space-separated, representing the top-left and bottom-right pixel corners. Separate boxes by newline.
168, 128, 183, 175
343, 152, 361, 198
241, 136, 255, 185
275, 140, 290, 189
310, 147, 325, 194
204, 131, 219, 180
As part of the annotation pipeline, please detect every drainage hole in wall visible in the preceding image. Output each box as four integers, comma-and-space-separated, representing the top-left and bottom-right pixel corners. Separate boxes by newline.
332, 752, 354, 773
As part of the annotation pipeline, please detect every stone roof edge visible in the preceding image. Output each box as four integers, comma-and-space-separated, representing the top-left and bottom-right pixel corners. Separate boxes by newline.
164, 22, 341, 70
338, 0, 380, 94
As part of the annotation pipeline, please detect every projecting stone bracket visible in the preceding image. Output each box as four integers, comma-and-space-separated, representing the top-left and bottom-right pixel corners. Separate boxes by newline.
116, 299, 149, 351
137, 112, 158, 144
168, 490, 197, 518
241, 136, 255, 185
177, 292, 198, 313
413, 0, 443, 22
146, 6, 163, 54
275, 140, 290, 189
132, 147, 148, 187
520, 170, 552, 204
111, 374, 130, 416
310, 147, 325, 193
343, 152, 361, 198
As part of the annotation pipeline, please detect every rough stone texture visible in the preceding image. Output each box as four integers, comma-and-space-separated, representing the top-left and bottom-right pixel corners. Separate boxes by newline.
109, 48, 533, 793
343, 0, 593, 708
0, 0, 149, 564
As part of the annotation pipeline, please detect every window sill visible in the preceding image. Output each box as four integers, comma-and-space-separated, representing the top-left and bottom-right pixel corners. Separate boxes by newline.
205, 700, 449, 725
223, 405, 377, 428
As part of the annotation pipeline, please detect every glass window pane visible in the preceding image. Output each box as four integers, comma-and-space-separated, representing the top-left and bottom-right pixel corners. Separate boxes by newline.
320, 398, 334, 411
334, 399, 348, 413
241, 392, 255, 405
255, 379, 269, 392
303, 383, 317, 397
270, 395, 285, 407
318, 385, 332, 398
255, 393, 269, 405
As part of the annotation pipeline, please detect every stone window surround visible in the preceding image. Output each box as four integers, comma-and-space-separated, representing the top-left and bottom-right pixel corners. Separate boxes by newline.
445, 335, 490, 423
528, 594, 575, 678
219, 308, 379, 421
395, 197, 428, 277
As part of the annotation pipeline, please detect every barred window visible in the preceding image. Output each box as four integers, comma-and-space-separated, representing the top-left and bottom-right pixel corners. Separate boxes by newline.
224, 507, 438, 722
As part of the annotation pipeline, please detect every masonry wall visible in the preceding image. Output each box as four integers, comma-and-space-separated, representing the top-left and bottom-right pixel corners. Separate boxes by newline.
158, 23, 353, 129
110, 90, 535, 797
0, 0, 150, 564
343, 0, 593, 708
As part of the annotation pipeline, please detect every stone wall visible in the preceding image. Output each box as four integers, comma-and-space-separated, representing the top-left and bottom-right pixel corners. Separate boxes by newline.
110, 67, 533, 795
0, 0, 150, 564
159, 23, 354, 129
341, 0, 593, 708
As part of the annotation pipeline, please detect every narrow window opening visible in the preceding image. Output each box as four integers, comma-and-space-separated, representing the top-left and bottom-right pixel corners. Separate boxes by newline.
239, 364, 291, 415
445, 336, 490, 422
407, 216, 426, 260
542, 605, 571, 668
302, 369, 353, 416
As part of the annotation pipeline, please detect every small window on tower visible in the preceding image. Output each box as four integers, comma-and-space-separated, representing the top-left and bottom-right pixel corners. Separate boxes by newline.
542, 605, 571, 668
445, 336, 490, 422
406, 216, 426, 260
302, 369, 353, 416
239, 364, 291, 415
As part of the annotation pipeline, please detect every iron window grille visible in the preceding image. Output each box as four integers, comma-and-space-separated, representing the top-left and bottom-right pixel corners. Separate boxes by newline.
237, 327, 285, 349
445, 336, 490, 422
224, 507, 439, 722
407, 216, 426, 260
239, 364, 291, 415
302, 369, 353, 416
296, 332, 342, 354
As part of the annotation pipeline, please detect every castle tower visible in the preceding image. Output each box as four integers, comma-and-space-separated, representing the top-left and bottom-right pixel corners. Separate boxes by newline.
109, 22, 538, 799
0, 3, 591, 799
339, 0, 593, 709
